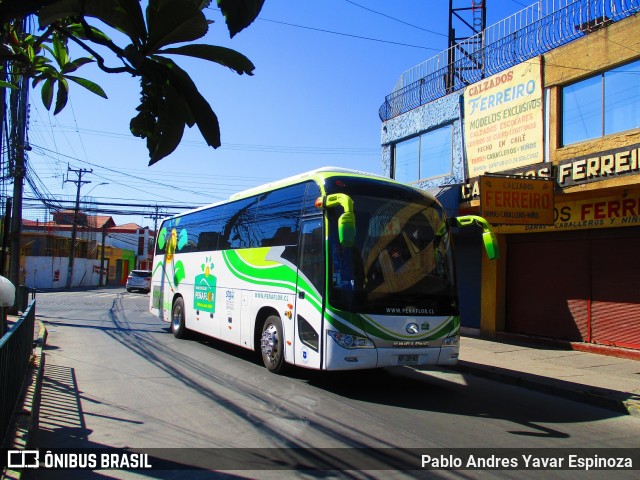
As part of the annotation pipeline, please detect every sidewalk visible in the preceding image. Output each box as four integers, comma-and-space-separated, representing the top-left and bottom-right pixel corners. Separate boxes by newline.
452, 333, 640, 417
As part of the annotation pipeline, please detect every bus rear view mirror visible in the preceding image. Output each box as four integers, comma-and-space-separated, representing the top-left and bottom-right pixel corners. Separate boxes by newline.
451, 215, 499, 260
337, 211, 356, 247
316, 193, 356, 247
482, 230, 499, 260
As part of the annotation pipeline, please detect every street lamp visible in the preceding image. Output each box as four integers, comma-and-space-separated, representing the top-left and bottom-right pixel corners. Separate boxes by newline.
83, 182, 109, 198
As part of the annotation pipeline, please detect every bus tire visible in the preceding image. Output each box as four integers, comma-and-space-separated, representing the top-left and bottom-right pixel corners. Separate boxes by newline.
171, 297, 187, 339
260, 315, 286, 373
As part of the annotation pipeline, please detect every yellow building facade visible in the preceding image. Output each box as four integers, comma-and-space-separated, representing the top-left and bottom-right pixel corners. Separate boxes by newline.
381, 6, 640, 351
474, 14, 640, 349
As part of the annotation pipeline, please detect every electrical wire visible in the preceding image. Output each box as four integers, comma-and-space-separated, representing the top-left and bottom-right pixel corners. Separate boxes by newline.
255, 16, 440, 51
343, 0, 447, 37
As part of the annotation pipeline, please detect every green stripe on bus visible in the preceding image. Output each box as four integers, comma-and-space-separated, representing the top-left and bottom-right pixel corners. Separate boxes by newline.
221, 249, 323, 312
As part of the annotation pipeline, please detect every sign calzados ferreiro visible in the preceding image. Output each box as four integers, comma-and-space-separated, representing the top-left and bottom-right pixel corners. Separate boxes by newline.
464, 57, 544, 178
480, 176, 554, 225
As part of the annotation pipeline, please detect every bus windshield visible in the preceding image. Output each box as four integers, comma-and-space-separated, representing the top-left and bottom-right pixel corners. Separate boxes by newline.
326, 177, 457, 316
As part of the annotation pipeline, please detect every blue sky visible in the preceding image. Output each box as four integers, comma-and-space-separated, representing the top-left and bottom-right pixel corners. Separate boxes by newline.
26, 0, 530, 227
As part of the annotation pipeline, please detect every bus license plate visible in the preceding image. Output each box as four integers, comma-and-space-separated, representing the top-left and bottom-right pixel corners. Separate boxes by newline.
398, 354, 419, 365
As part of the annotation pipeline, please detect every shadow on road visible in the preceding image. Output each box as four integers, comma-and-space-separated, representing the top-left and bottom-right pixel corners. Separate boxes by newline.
26, 363, 269, 480
27, 290, 636, 478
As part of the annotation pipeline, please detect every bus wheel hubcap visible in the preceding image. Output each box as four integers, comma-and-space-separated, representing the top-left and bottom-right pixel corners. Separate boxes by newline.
261, 324, 278, 358
172, 309, 181, 329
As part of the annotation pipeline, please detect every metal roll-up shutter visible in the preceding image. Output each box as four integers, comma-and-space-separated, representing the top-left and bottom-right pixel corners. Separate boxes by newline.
590, 229, 640, 349
505, 231, 590, 341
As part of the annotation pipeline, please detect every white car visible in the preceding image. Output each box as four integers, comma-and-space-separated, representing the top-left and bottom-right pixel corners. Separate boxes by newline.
126, 270, 152, 293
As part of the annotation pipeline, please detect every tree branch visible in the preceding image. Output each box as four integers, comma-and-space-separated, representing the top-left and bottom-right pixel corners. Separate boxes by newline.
32, 24, 56, 50
57, 21, 136, 75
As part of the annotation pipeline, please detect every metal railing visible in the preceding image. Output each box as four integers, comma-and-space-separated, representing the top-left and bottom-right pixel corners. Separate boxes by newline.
379, 0, 640, 121
0, 297, 36, 449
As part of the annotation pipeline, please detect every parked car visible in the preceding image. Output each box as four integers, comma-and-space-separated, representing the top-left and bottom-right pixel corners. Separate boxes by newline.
126, 270, 152, 293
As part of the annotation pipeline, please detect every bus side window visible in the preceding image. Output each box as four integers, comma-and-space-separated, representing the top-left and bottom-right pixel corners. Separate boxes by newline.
299, 220, 324, 296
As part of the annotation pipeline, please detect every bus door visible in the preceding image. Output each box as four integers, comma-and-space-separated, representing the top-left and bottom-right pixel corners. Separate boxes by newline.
294, 218, 325, 369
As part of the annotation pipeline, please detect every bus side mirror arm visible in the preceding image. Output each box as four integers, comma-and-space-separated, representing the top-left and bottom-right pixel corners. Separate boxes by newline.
450, 215, 500, 260
316, 194, 356, 247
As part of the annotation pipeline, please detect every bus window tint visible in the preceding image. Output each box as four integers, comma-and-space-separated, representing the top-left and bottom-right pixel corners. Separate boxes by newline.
255, 183, 307, 247
299, 219, 324, 296
326, 178, 457, 315
222, 197, 259, 249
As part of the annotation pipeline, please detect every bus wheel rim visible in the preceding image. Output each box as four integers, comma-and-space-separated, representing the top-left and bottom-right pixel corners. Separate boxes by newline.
172, 306, 182, 330
261, 324, 278, 359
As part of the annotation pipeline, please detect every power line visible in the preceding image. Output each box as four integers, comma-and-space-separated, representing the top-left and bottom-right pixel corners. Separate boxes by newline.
29, 143, 217, 200
343, 0, 447, 37
29, 122, 379, 155
208, 6, 441, 51
24, 197, 203, 210
256, 16, 441, 51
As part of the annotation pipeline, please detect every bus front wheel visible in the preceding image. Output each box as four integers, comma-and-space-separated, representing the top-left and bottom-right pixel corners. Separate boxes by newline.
171, 297, 187, 338
260, 315, 286, 373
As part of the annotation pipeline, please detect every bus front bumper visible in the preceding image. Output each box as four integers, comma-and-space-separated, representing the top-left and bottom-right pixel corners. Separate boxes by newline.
324, 342, 460, 370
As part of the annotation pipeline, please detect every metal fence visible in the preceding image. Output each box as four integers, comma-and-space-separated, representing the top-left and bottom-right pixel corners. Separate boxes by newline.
379, 0, 640, 121
0, 297, 36, 448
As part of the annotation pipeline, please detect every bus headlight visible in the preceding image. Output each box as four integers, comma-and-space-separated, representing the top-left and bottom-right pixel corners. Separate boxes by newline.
442, 334, 460, 346
328, 330, 374, 349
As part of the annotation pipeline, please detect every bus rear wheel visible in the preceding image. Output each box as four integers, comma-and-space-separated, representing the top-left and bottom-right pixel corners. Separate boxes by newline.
260, 315, 286, 373
171, 297, 187, 338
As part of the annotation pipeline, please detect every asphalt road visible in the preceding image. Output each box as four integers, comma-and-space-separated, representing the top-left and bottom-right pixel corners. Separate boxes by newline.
25, 287, 640, 479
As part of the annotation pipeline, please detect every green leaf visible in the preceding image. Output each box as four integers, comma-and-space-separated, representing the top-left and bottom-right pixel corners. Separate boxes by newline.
157, 58, 220, 150
146, 0, 208, 52
87, 0, 147, 44
41, 78, 54, 110
61, 57, 95, 74
148, 82, 188, 164
158, 44, 254, 75
0, 81, 18, 90
26, 44, 35, 62
217, 0, 265, 38
32, 56, 53, 70
66, 75, 108, 99
54, 78, 69, 114
65, 23, 112, 43
41, 44, 55, 58
39, 0, 147, 44
52, 34, 69, 67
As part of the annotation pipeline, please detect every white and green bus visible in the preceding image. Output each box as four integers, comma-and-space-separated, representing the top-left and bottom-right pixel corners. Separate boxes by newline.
150, 167, 498, 373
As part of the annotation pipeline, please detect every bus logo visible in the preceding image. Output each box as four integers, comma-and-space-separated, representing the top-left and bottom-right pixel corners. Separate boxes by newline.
406, 323, 420, 334
194, 273, 216, 313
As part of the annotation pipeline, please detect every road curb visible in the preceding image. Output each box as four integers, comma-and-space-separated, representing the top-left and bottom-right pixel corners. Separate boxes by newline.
490, 331, 640, 361
449, 360, 640, 418
1, 321, 47, 480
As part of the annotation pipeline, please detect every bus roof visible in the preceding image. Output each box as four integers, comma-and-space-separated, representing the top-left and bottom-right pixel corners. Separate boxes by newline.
229, 167, 397, 201
161, 167, 411, 223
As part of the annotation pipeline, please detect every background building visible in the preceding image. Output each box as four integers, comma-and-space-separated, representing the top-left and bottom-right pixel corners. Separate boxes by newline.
21, 212, 154, 288
380, 0, 640, 350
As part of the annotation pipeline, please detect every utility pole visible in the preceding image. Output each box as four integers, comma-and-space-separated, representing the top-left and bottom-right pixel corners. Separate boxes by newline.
65, 166, 92, 289
8, 30, 29, 312
145, 205, 166, 234
0, 199, 9, 335
99, 223, 107, 287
